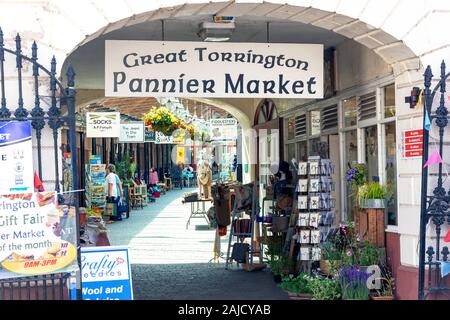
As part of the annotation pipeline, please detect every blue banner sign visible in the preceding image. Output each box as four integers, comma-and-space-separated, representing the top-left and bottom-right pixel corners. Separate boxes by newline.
0, 121, 33, 193
81, 246, 133, 300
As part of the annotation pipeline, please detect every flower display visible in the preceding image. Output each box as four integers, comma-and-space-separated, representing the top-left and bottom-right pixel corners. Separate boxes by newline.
346, 163, 366, 189
339, 265, 370, 300
143, 106, 185, 136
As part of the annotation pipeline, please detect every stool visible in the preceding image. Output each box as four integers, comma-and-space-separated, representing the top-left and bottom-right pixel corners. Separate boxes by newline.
165, 177, 172, 191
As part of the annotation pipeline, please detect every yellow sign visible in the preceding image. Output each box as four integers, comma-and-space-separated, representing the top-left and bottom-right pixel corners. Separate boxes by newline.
177, 147, 185, 163
2, 241, 77, 275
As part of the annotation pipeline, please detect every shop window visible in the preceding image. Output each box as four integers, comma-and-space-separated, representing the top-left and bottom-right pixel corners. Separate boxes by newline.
287, 117, 295, 140
309, 137, 328, 158
343, 97, 357, 127
364, 126, 379, 182
287, 143, 295, 161
295, 114, 307, 137
296, 141, 307, 162
345, 130, 358, 221
384, 84, 396, 118
385, 122, 397, 226
357, 92, 376, 121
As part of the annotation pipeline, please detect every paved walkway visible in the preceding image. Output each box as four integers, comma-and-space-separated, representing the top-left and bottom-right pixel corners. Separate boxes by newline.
107, 187, 288, 300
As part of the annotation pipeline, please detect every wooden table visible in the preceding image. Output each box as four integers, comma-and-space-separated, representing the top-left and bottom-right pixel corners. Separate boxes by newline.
182, 198, 212, 229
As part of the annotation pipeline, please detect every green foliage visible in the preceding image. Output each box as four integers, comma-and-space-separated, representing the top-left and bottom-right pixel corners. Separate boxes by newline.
115, 154, 131, 180
358, 182, 386, 202
308, 276, 341, 300
279, 273, 311, 294
268, 255, 295, 276
358, 241, 380, 266
320, 241, 341, 260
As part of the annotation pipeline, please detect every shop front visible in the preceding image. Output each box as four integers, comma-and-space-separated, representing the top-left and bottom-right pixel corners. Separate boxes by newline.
2, 0, 450, 301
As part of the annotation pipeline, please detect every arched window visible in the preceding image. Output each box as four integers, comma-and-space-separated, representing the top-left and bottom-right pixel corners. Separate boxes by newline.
254, 99, 278, 126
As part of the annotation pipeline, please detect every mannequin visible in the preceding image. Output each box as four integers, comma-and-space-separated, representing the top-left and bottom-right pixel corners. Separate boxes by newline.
197, 154, 212, 199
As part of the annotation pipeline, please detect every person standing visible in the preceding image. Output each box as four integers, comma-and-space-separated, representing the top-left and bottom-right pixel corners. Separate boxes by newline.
105, 164, 123, 222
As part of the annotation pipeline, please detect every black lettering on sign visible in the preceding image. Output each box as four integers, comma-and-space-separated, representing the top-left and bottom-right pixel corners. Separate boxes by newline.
225, 73, 243, 94
113, 72, 126, 92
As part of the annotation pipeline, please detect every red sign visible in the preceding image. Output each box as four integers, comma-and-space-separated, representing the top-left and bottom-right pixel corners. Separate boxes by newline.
404, 129, 423, 137
403, 129, 423, 158
405, 150, 423, 157
404, 136, 423, 144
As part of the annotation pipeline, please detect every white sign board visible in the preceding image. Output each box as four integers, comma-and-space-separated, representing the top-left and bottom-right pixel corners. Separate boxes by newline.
210, 118, 237, 141
105, 41, 324, 98
311, 110, 321, 136
0, 121, 33, 193
119, 122, 144, 143
86, 112, 120, 138
81, 246, 133, 300
155, 132, 173, 144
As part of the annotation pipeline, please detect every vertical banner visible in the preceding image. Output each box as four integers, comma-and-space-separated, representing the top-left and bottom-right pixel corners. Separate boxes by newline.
0, 192, 78, 279
176, 146, 185, 164
81, 246, 133, 300
0, 121, 33, 194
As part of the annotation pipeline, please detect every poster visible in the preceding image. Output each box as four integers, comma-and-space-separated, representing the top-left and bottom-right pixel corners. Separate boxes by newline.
0, 121, 33, 194
86, 112, 120, 138
0, 192, 78, 279
81, 246, 133, 300
105, 41, 324, 99
119, 122, 144, 143
210, 118, 237, 141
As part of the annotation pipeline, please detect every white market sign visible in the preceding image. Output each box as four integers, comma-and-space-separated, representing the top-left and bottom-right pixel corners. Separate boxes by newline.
105, 41, 323, 99
210, 118, 237, 141
86, 112, 120, 138
119, 122, 144, 143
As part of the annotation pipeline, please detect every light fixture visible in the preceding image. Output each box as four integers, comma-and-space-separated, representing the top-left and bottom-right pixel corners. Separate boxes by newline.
198, 21, 235, 42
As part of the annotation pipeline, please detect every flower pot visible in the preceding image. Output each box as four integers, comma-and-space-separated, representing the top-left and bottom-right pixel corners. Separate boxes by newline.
320, 259, 331, 274
359, 198, 386, 209
287, 292, 312, 300
370, 294, 394, 300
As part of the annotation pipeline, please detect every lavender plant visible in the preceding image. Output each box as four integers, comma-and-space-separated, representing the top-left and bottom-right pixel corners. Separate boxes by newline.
339, 265, 370, 300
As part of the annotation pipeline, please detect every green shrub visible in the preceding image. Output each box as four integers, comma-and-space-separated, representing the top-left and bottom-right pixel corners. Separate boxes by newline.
308, 276, 341, 300
279, 273, 311, 294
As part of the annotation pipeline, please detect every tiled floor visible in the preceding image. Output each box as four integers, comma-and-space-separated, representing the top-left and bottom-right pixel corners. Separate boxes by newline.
107, 187, 288, 300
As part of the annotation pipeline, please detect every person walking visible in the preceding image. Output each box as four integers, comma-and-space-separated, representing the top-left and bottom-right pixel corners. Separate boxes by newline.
105, 164, 124, 223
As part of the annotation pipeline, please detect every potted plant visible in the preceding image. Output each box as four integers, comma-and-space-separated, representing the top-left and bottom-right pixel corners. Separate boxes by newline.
358, 181, 386, 209
143, 106, 186, 136
370, 266, 395, 300
357, 241, 381, 269
279, 273, 312, 300
339, 265, 370, 300
308, 276, 341, 300
268, 255, 294, 282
